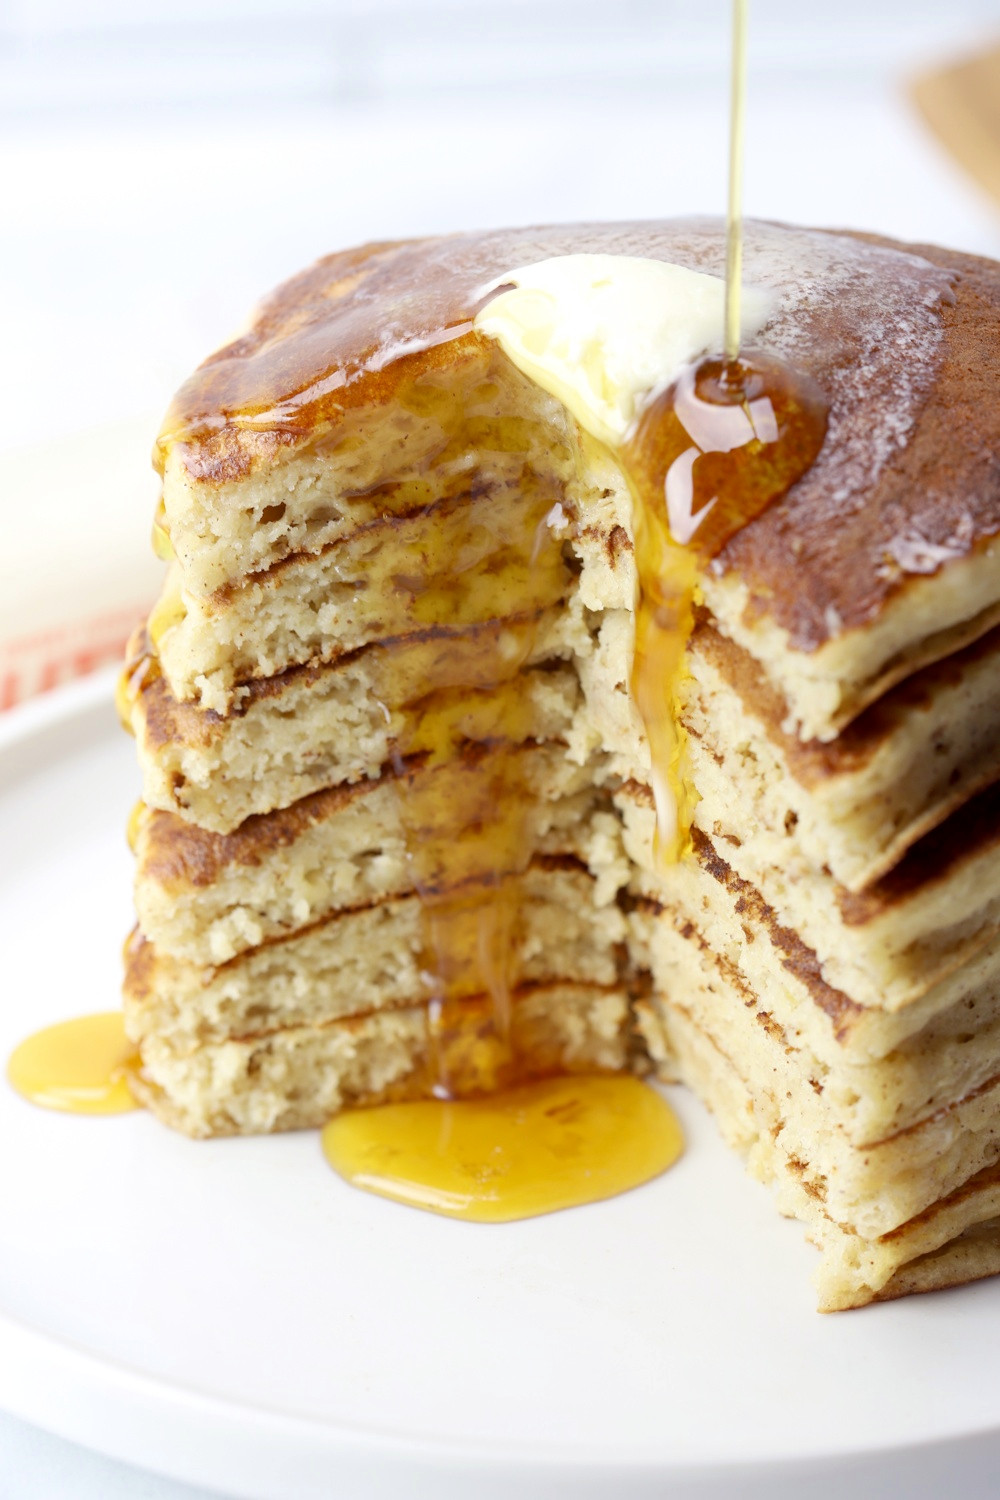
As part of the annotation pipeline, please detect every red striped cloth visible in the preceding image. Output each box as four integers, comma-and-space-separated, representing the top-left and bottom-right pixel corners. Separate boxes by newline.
0, 605, 151, 711
0, 416, 165, 714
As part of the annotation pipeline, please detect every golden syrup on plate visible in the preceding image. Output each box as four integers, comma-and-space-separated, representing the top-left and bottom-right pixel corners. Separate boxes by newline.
323, 1074, 682, 1222
7, 1013, 140, 1116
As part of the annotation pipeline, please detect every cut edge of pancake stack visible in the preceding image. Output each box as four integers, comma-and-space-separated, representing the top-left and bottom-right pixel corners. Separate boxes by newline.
120, 219, 1000, 1311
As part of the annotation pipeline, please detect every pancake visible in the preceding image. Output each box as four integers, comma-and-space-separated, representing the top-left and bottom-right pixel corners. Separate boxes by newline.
619, 774, 1000, 1011
122, 217, 1000, 1309
125, 860, 625, 1047
132, 744, 616, 965
131, 984, 629, 1139
124, 613, 584, 832
686, 618, 1000, 891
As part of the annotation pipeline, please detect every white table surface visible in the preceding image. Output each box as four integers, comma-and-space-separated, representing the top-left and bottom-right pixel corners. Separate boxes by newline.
0, 1410, 226, 1500
2, 2, 1000, 1494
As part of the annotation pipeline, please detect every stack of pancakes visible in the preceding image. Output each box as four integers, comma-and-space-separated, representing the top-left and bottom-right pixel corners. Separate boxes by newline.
121, 219, 1000, 1309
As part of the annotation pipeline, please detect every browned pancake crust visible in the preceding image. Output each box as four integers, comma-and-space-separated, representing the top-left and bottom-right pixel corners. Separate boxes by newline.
142, 768, 402, 889
694, 614, 1000, 786
628, 814, 864, 1040
139, 739, 568, 890
135, 611, 560, 750
621, 742, 1000, 929
724, 232, 1000, 650
157, 220, 1000, 652
837, 779, 1000, 925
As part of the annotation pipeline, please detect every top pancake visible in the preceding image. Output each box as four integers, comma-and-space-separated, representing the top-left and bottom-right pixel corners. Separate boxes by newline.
155, 218, 1000, 656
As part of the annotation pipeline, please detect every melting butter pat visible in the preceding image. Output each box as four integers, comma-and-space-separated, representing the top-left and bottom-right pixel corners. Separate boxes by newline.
475, 254, 775, 446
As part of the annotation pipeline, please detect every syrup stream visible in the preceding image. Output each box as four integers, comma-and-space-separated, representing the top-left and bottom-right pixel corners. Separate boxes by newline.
724, 0, 748, 364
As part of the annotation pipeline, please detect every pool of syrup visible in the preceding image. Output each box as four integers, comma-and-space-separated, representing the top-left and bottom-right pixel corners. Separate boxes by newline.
7, 1012, 140, 1116
323, 1075, 683, 1222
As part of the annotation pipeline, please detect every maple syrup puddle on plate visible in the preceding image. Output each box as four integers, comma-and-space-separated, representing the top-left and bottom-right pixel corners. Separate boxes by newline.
323, 1075, 683, 1222
7, 1012, 140, 1115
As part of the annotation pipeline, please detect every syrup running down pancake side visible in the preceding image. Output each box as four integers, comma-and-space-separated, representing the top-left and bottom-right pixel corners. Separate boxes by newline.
623, 349, 828, 860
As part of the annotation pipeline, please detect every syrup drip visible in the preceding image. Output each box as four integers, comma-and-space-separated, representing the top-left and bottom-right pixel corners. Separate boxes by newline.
147, 585, 186, 651
151, 494, 175, 562
7, 1013, 140, 1115
622, 362, 828, 864
724, 0, 748, 364
115, 644, 160, 735
379, 440, 569, 1099
323, 1074, 682, 1222
397, 763, 535, 1102
126, 798, 149, 854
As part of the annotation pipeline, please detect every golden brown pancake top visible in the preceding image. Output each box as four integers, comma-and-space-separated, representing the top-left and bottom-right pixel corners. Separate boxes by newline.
156, 218, 1000, 650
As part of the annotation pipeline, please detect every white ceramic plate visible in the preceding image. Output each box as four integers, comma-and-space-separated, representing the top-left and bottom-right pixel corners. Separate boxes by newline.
2, 676, 1000, 1500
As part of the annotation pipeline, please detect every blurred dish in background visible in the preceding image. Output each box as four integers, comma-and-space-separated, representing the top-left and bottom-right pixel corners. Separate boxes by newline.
911, 39, 1000, 209
0, 420, 162, 710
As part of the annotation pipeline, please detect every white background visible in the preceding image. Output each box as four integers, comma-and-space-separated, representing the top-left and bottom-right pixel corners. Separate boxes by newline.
1, 2, 1000, 1495
3, 0, 1000, 453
